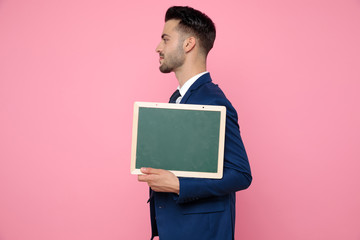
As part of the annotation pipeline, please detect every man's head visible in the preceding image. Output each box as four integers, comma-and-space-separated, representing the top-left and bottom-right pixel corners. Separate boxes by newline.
165, 6, 216, 56
156, 6, 216, 74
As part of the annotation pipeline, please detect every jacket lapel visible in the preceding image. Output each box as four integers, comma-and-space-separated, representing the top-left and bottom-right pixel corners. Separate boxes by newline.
180, 73, 212, 104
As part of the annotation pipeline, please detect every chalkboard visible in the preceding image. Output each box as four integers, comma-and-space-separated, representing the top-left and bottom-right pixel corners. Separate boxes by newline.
131, 102, 226, 179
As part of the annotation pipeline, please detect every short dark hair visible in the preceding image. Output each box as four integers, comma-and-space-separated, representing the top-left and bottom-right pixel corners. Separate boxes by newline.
165, 6, 216, 56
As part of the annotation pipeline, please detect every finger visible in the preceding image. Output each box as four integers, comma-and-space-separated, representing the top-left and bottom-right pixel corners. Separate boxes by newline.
138, 174, 150, 182
140, 167, 164, 174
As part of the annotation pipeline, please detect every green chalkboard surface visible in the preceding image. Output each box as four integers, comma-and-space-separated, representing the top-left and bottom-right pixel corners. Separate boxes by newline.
131, 102, 226, 179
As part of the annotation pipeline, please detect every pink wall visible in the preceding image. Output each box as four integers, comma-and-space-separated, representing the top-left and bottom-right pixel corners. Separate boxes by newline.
1, 0, 359, 239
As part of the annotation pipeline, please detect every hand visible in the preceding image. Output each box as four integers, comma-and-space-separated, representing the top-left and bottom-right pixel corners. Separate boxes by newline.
138, 167, 180, 194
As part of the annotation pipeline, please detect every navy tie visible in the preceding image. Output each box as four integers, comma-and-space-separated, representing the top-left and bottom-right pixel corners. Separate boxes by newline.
169, 89, 181, 103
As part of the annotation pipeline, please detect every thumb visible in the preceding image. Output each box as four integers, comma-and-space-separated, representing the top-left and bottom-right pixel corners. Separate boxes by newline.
140, 167, 155, 174
140, 167, 163, 174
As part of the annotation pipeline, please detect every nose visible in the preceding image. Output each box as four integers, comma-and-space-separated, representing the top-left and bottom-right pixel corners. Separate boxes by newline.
155, 42, 162, 53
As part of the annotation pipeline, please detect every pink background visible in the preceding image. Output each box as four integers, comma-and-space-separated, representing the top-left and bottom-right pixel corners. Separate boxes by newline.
1, 0, 360, 239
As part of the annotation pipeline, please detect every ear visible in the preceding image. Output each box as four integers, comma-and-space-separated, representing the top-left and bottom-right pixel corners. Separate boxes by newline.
183, 37, 196, 53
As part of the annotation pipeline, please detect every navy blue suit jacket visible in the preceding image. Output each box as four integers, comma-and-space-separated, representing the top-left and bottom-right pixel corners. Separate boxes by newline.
150, 73, 252, 240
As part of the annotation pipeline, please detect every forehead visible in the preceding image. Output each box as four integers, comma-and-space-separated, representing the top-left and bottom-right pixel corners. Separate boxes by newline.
162, 19, 181, 36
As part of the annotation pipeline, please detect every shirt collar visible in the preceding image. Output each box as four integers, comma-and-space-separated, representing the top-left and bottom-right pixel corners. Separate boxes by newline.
178, 71, 208, 97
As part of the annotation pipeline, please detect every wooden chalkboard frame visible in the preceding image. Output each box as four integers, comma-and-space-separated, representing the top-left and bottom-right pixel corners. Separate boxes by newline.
131, 102, 226, 179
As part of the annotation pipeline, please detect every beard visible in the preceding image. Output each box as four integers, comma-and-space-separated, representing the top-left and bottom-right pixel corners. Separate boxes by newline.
159, 46, 185, 73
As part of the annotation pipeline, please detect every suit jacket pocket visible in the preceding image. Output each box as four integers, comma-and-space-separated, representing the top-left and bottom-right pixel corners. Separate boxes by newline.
180, 196, 225, 215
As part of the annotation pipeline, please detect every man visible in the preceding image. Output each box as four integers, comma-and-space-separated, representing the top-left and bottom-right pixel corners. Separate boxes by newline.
138, 6, 252, 240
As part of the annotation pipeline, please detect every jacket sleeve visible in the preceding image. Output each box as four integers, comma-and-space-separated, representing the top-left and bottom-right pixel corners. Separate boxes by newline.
176, 97, 252, 204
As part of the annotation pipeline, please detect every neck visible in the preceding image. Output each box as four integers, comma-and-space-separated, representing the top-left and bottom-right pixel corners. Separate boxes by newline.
174, 57, 207, 88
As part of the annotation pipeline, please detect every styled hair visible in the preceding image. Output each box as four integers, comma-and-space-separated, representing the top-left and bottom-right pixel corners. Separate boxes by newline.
165, 6, 216, 56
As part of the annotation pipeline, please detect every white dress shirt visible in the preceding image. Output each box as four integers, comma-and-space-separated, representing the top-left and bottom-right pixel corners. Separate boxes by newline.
175, 71, 208, 104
